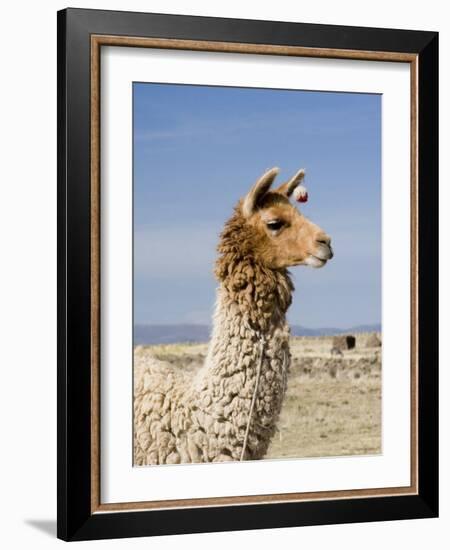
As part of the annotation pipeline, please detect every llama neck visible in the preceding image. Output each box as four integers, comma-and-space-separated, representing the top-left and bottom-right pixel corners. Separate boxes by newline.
191, 267, 292, 460
205, 266, 292, 369
205, 280, 291, 373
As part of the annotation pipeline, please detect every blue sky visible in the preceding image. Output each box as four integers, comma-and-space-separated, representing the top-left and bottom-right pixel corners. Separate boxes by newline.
133, 83, 381, 329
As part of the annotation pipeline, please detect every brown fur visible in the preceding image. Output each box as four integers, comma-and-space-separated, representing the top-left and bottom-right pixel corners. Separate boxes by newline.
215, 204, 294, 332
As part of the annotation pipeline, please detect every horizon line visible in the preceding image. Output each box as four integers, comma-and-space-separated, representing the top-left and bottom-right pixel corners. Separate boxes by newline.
134, 322, 381, 328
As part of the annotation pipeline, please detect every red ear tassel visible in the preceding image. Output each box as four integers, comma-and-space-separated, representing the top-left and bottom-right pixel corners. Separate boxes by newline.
293, 184, 308, 203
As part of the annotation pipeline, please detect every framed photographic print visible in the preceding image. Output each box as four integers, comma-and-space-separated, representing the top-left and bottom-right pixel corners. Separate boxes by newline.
57, 8, 438, 541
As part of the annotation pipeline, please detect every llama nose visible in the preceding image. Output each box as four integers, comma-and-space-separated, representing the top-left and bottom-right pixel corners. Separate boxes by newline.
316, 234, 333, 259
316, 233, 331, 246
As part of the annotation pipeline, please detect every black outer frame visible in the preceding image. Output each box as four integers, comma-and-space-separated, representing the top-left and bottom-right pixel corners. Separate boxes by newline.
57, 7, 438, 542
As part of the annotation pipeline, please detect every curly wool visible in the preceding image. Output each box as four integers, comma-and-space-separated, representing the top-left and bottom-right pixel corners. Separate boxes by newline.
134, 207, 294, 465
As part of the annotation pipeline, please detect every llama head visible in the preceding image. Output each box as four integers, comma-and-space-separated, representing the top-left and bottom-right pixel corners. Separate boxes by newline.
239, 167, 333, 269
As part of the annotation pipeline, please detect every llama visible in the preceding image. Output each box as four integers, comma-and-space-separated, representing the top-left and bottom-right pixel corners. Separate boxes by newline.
134, 167, 333, 465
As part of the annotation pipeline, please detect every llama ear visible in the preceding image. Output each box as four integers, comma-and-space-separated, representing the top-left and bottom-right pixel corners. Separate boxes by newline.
242, 167, 280, 217
276, 168, 305, 197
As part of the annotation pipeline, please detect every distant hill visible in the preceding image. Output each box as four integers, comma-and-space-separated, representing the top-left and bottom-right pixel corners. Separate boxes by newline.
134, 323, 381, 345
291, 324, 381, 337
134, 324, 211, 345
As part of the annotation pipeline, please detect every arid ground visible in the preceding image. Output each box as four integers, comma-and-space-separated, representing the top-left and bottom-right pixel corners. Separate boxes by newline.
134, 332, 381, 460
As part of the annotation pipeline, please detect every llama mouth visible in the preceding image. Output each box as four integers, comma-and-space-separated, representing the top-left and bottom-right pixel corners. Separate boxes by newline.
305, 255, 327, 268
311, 245, 333, 264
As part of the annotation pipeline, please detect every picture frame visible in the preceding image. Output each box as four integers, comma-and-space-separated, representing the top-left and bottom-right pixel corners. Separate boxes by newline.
57, 7, 438, 541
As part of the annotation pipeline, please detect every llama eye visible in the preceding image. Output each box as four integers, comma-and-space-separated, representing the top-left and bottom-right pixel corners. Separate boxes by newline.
266, 220, 284, 232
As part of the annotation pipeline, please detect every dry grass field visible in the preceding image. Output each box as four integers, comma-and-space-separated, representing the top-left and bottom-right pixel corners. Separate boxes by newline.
134, 332, 381, 460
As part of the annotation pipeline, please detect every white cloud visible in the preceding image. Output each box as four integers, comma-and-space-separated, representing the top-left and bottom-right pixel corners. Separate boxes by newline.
134, 223, 219, 279
134, 106, 372, 145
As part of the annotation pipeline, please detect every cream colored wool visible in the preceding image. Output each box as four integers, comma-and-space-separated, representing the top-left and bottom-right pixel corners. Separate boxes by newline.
134, 285, 291, 465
